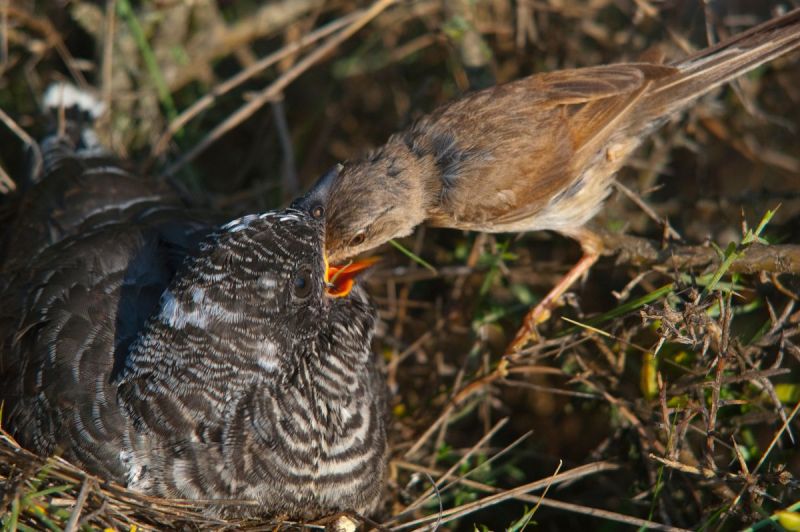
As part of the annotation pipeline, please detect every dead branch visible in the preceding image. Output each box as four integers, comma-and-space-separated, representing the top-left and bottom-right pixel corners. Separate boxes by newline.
601, 231, 800, 275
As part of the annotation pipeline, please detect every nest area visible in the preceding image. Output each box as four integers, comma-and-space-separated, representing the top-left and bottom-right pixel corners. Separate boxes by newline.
1, 0, 800, 530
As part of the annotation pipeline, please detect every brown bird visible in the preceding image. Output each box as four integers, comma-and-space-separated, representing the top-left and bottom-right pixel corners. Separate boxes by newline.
293, 9, 800, 351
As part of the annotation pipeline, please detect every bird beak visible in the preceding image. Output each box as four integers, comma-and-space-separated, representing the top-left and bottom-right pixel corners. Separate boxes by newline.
290, 163, 342, 212
325, 256, 379, 298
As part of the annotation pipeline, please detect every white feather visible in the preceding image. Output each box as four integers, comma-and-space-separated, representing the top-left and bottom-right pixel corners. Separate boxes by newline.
42, 82, 106, 118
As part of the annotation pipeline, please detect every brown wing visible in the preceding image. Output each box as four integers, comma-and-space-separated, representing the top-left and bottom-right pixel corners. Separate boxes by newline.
532, 63, 674, 104
422, 63, 675, 229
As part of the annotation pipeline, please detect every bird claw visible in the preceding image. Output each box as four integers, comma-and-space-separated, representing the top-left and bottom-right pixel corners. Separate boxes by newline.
507, 240, 602, 353
506, 303, 554, 353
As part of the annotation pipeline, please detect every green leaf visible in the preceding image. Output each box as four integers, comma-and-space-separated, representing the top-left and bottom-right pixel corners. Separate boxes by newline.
388, 239, 437, 273
704, 207, 779, 295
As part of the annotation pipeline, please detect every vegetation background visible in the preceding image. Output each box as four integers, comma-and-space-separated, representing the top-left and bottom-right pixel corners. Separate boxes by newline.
1, 0, 799, 530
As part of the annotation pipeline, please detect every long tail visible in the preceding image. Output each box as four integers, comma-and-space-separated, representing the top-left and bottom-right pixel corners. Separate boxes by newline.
642, 8, 800, 118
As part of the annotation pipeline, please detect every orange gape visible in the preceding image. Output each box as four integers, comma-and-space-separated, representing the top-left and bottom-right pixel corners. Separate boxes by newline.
325, 256, 379, 297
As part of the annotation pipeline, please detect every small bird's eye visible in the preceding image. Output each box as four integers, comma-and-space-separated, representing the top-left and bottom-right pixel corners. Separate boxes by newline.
292, 268, 313, 300
310, 204, 324, 219
351, 232, 366, 247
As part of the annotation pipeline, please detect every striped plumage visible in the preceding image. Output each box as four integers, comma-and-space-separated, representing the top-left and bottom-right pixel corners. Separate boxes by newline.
0, 86, 388, 518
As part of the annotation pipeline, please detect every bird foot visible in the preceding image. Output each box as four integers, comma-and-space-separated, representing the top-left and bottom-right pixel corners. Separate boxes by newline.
505, 230, 602, 354
506, 302, 554, 354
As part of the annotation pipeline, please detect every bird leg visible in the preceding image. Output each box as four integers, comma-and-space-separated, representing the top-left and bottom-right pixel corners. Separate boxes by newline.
507, 229, 603, 353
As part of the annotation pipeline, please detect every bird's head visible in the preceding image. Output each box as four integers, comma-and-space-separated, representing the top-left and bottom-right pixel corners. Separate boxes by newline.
126, 208, 377, 383
291, 146, 429, 265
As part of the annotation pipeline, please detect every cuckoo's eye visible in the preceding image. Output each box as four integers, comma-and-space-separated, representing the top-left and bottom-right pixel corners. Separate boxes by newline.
350, 232, 366, 247
310, 204, 324, 219
292, 268, 314, 300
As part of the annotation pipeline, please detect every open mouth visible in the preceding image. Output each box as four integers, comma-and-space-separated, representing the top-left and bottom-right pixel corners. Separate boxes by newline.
324, 256, 379, 297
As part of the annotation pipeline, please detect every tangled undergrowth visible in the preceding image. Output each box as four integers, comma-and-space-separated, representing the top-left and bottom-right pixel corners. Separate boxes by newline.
1, 0, 799, 530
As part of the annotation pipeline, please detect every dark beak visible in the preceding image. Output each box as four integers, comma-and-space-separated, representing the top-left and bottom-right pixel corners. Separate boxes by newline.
291, 163, 343, 213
